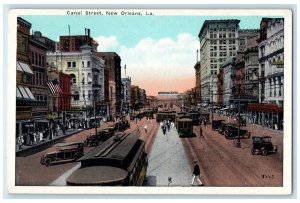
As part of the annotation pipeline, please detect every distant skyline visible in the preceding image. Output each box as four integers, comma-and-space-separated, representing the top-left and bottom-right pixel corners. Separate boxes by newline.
21, 15, 265, 96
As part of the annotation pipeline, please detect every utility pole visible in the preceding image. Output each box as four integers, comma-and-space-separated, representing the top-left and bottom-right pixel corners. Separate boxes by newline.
211, 90, 214, 129
94, 90, 97, 136
235, 84, 241, 148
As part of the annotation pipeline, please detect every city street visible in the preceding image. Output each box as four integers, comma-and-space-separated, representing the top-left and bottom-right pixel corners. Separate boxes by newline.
15, 116, 159, 186
16, 110, 283, 187
181, 113, 283, 187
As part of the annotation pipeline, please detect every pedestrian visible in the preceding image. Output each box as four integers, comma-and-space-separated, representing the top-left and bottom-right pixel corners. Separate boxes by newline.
191, 161, 203, 186
144, 125, 148, 133
17, 136, 22, 150
204, 119, 207, 126
199, 126, 204, 138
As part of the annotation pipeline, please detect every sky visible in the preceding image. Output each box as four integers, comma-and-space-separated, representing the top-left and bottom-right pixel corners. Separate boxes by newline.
20, 14, 264, 96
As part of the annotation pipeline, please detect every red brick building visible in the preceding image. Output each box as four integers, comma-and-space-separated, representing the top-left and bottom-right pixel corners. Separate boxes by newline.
58, 72, 72, 111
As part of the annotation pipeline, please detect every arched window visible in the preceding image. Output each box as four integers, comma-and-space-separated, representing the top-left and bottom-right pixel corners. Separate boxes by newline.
70, 74, 76, 84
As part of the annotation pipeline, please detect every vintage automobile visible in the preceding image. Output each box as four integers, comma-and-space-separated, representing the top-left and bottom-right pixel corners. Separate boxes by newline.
84, 129, 114, 147
40, 141, 84, 166
223, 124, 250, 139
251, 136, 277, 156
212, 119, 225, 131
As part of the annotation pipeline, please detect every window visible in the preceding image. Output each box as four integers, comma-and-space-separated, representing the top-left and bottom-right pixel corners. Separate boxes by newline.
67, 62, 72, 68
82, 61, 84, 67
22, 74, 30, 83
220, 40, 226, 45
42, 56, 45, 67
72, 62, 76, 68
21, 36, 28, 53
87, 61, 91, 67
31, 52, 35, 64
70, 74, 76, 84
39, 54, 41, 66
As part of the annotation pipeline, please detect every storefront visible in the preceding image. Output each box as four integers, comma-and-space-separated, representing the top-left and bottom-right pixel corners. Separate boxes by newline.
247, 103, 283, 130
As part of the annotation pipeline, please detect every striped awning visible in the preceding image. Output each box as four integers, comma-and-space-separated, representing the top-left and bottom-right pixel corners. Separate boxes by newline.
17, 85, 35, 100
16, 61, 33, 74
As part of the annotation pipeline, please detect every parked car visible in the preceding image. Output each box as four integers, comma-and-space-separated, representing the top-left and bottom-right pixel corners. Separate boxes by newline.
40, 141, 84, 166
251, 136, 277, 156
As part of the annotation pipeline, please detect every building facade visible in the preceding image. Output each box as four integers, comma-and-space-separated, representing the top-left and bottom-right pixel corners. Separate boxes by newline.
121, 77, 131, 112
248, 18, 284, 130
29, 35, 49, 121
198, 19, 240, 103
194, 62, 201, 105
58, 33, 98, 52
46, 45, 105, 112
95, 52, 122, 118
16, 17, 35, 138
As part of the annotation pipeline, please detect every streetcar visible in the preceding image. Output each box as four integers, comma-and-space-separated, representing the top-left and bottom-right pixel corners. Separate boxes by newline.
66, 131, 148, 186
156, 111, 176, 123
188, 111, 200, 125
176, 116, 193, 137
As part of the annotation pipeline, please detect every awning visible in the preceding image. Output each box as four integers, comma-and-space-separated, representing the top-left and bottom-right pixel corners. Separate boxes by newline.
16, 61, 33, 74
247, 103, 283, 113
220, 107, 229, 111
17, 85, 35, 100
16, 87, 22, 98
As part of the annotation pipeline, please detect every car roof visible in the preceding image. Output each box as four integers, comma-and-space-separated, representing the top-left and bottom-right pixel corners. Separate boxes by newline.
55, 141, 83, 147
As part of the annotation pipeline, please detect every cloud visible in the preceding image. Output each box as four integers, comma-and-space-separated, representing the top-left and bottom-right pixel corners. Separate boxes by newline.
95, 36, 120, 52
95, 33, 199, 95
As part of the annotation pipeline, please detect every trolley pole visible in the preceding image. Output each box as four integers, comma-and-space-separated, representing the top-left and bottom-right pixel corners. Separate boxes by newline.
94, 91, 97, 136
235, 84, 241, 148
211, 90, 214, 130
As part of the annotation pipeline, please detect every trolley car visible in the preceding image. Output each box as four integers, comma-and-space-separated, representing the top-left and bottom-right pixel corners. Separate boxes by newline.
176, 116, 193, 137
66, 131, 148, 186
156, 111, 176, 123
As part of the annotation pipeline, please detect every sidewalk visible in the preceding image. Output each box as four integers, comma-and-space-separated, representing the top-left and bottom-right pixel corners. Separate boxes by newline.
16, 128, 84, 154
144, 124, 191, 186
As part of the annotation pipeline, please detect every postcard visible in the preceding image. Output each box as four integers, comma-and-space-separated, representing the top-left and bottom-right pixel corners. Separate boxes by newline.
6, 8, 292, 195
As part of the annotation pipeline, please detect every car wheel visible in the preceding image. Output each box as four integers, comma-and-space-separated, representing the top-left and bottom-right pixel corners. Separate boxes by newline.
44, 158, 51, 166
74, 152, 83, 160
262, 149, 268, 156
251, 149, 255, 155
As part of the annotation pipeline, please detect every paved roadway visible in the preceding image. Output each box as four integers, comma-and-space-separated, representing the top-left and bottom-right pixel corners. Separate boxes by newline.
144, 124, 192, 186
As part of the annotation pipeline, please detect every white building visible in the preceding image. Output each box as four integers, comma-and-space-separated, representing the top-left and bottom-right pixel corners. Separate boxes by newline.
198, 19, 240, 103
47, 45, 105, 109
258, 18, 284, 107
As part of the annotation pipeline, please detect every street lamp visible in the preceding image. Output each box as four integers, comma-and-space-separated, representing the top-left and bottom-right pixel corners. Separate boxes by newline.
235, 84, 241, 148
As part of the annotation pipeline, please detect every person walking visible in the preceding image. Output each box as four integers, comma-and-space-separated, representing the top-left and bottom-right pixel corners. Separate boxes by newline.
191, 161, 203, 186
199, 126, 204, 138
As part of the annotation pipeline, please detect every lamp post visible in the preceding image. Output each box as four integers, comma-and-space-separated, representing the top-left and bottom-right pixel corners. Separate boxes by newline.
93, 90, 98, 136
211, 90, 214, 130
235, 84, 241, 148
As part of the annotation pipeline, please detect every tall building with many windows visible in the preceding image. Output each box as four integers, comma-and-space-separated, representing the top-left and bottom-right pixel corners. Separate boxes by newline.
198, 19, 240, 103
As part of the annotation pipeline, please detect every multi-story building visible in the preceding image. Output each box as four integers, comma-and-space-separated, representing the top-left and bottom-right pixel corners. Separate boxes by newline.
244, 35, 260, 103
248, 18, 284, 130
194, 62, 201, 105
95, 52, 122, 118
58, 32, 98, 52
121, 77, 131, 111
220, 57, 236, 107
216, 68, 224, 106
29, 33, 49, 121
31, 31, 56, 52
47, 45, 105, 115
238, 29, 260, 52
131, 85, 139, 110
198, 19, 240, 103
16, 17, 36, 139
